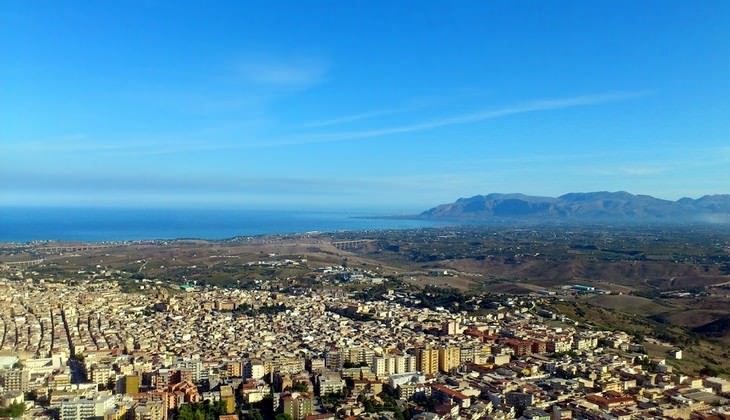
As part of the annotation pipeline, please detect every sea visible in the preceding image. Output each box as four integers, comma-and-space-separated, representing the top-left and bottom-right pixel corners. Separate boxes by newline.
0, 207, 449, 243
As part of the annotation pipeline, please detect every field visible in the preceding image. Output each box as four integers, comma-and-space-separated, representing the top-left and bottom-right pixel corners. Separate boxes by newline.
585, 294, 670, 315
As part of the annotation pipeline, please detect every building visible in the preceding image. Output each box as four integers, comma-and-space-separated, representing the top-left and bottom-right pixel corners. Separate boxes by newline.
371, 356, 390, 377
503, 339, 532, 357
281, 392, 313, 420
220, 385, 236, 414
89, 364, 115, 387
151, 369, 175, 391
438, 347, 461, 372
505, 391, 534, 408
441, 320, 459, 336
492, 353, 510, 366
60, 398, 96, 420
573, 336, 598, 351
546, 339, 571, 354
0, 369, 29, 393
132, 394, 167, 420
244, 360, 265, 380
703, 377, 730, 393
398, 382, 431, 400
307, 358, 325, 373
585, 392, 635, 410
241, 380, 269, 405
402, 355, 417, 373
459, 345, 483, 364
345, 347, 374, 366
124, 375, 140, 394
530, 340, 547, 354
416, 348, 439, 375
174, 359, 203, 383
431, 384, 471, 409
317, 371, 346, 396
59, 393, 116, 420
226, 361, 242, 377
324, 351, 343, 371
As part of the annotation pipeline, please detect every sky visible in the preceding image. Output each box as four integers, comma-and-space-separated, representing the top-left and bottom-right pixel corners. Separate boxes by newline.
2, 1, 729, 212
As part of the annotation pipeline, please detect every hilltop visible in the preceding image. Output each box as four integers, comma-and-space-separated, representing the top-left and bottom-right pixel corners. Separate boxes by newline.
421, 191, 730, 223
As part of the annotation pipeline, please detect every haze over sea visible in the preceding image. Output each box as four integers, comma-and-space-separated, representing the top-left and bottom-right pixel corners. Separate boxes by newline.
0, 207, 444, 243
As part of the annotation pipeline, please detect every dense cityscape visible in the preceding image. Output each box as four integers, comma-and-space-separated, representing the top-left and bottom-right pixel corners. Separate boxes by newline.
0, 236, 728, 419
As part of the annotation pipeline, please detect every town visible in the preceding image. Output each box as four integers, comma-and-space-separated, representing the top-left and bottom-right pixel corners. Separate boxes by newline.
1, 264, 729, 419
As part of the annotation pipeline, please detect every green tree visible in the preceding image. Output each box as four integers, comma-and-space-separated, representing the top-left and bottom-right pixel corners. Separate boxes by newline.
0, 402, 25, 418
291, 382, 308, 392
275, 414, 293, 420
700, 365, 719, 377
178, 404, 194, 420
247, 409, 265, 420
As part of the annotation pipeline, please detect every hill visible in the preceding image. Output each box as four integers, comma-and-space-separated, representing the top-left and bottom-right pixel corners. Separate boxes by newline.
420, 191, 730, 223
693, 315, 730, 339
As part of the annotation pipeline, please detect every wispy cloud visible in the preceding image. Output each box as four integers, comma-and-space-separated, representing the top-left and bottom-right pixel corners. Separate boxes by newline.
594, 165, 669, 176
574, 150, 730, 178
299, 91, 650, 143
0, 91, 652, 157
301, 107, 415, 128
238, 54, 327, 88
301, 88, 492, 128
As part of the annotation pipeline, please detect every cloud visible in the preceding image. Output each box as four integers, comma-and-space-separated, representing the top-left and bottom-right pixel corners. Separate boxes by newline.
301, 107, 414, 128
239, 55, 327, 88
596, 165, 669, 176
1, 167, 491, 197
0, 91, 651, 157
298, 91, 650, 143
300, 88, 492, 128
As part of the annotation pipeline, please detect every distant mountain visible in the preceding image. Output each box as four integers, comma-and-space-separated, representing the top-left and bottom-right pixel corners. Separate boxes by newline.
420, 191, 730, 223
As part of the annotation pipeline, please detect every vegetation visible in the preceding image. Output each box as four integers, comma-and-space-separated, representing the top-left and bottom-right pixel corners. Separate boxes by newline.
177, 401, 228, 420
247, 395, 275, 419
244, 410, 265, 420
413, 285, 466, 310
320, 391, 346, 409
0, 402, 25, 418
700, 365, 720, 377
290, 382, 309, 392
343, 361, 369, 368
357, 393, 408, 419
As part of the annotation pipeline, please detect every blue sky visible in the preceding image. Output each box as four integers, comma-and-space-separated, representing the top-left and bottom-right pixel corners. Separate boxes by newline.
2, 1, 729, 211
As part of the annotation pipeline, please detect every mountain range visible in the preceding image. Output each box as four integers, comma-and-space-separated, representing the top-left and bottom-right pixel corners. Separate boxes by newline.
420, 191, 730, 223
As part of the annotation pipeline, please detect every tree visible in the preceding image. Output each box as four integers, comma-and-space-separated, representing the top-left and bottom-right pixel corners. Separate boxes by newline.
177, 401, 230, 420
291, 382, 308, 392
250, 395, 275, 419
275, 414, 293, 420
700, 365, 719, 377
343, 361, 368, 368
246, 409, 265, 420
178, 405, 194, 420
0, 402, 25, 418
